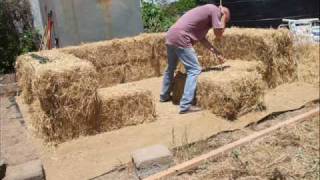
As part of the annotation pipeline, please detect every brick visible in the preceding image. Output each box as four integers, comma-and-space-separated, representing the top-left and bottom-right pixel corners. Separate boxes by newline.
4, 160, 44, 180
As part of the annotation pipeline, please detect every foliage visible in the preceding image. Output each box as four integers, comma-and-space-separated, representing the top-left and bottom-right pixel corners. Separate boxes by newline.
141, 1, 176, 32
0, 1, 19, 74
141, 0, 198, 33
0, 0, 38, 74
173, 0, 197, 14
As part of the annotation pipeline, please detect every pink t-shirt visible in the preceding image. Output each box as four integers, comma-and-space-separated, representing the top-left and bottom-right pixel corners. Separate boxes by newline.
166, 4, 223, 48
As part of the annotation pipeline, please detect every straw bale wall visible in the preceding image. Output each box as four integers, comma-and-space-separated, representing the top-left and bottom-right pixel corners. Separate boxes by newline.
17, 51, 99, 142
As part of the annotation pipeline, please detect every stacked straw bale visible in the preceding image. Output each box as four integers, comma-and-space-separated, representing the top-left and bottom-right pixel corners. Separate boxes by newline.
17, 51, 99, 142
60, 28, 295, 88
14, 28, 297, 142
172, 60, 265, 119
61, 33, 167, 87
97, 84, 156, 131
194, 28, 296, 87
294, 43, 319, 86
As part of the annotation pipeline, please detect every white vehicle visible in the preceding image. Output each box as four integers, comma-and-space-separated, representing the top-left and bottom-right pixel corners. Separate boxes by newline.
279, 18, 320, 43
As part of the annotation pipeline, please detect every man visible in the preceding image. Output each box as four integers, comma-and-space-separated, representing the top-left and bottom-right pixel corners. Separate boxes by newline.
160, 4, 231, 114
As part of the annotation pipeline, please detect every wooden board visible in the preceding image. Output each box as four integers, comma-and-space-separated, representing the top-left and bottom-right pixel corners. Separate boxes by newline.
144, 108, 320, 180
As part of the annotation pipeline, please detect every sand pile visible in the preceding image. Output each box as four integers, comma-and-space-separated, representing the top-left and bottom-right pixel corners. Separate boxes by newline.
97, 84, 156, 131
16, 51, 99, 142
294, 43, 319, 86
172, 60, 265, 120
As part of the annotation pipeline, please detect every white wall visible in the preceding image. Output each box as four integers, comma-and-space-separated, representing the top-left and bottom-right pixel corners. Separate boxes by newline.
28, 0, 44, 34
29, 0, 144, 47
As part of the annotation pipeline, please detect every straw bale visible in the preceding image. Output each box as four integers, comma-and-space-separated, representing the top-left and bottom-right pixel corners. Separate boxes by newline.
294, 44, 320, 86
19, 51, 99, 143
61, 33, 167, 87
172, 60, 264, 119
195, 28, 296, 87
16, 55, 36, 104
197, 72, 264, 119
59, 28, 295, 88
15, 50, 58, 104
97, 84, 156, 131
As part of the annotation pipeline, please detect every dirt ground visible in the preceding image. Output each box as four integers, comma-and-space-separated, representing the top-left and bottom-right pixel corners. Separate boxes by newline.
95, 103, 319, 180
0, 74, 16, 84
0, 74, 40, 166
0, 74, 45, 178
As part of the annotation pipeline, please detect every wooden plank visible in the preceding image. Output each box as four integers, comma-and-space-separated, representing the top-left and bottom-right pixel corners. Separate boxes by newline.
144, 107, 320, 180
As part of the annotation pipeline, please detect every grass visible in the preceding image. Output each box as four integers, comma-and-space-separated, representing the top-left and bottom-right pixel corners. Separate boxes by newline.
171, 113, 319, 179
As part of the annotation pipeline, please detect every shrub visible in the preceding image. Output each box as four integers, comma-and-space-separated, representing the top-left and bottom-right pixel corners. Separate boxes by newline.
0, 0, 38, 74
141, 0, 198, 33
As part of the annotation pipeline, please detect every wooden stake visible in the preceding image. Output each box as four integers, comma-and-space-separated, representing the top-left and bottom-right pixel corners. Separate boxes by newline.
144, 107, 319, 180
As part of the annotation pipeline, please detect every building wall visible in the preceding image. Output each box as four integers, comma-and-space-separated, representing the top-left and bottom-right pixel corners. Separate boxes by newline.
28, 0, 44, 35
29, 0, 143, 47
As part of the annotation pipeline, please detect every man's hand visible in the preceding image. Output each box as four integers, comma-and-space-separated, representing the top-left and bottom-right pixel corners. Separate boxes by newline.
200, 38, 226, 64
210, 47, 225, 64
209, 47, 221, 55
216, 54, 225, 64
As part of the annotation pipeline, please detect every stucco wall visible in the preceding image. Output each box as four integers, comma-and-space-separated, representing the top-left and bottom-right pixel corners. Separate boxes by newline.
29, 0, 143, 47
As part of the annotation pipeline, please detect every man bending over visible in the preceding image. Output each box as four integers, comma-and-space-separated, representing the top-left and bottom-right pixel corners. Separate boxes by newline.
160, 4, 231, 114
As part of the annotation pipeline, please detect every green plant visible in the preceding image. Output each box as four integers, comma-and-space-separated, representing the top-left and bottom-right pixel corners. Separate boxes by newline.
141, 0, 198, 33
141, 1, 176, 32
0, 0, 38, 74
174, 0, 197, 14
20, 30, 38, 54
0, 1, 19, 74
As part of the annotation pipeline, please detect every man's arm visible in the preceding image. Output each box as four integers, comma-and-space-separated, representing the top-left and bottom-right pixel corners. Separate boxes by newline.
200, 38, 225, 63
214, 6, 229, 39
213, 17, 226, 39
200, 38, 221, 54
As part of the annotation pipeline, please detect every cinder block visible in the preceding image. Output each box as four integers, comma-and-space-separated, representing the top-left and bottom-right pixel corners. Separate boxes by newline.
4, 160, 44, 180
131, 144, 173, 178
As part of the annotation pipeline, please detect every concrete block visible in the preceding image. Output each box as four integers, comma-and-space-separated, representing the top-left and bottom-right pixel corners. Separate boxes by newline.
131, 144, 173, 178
0, 160, 7, 179
4, 160, 44, 180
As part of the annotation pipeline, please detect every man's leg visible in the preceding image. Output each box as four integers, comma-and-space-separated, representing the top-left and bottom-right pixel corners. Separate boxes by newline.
176, 47, 201, 112
160, 45, 179, 102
